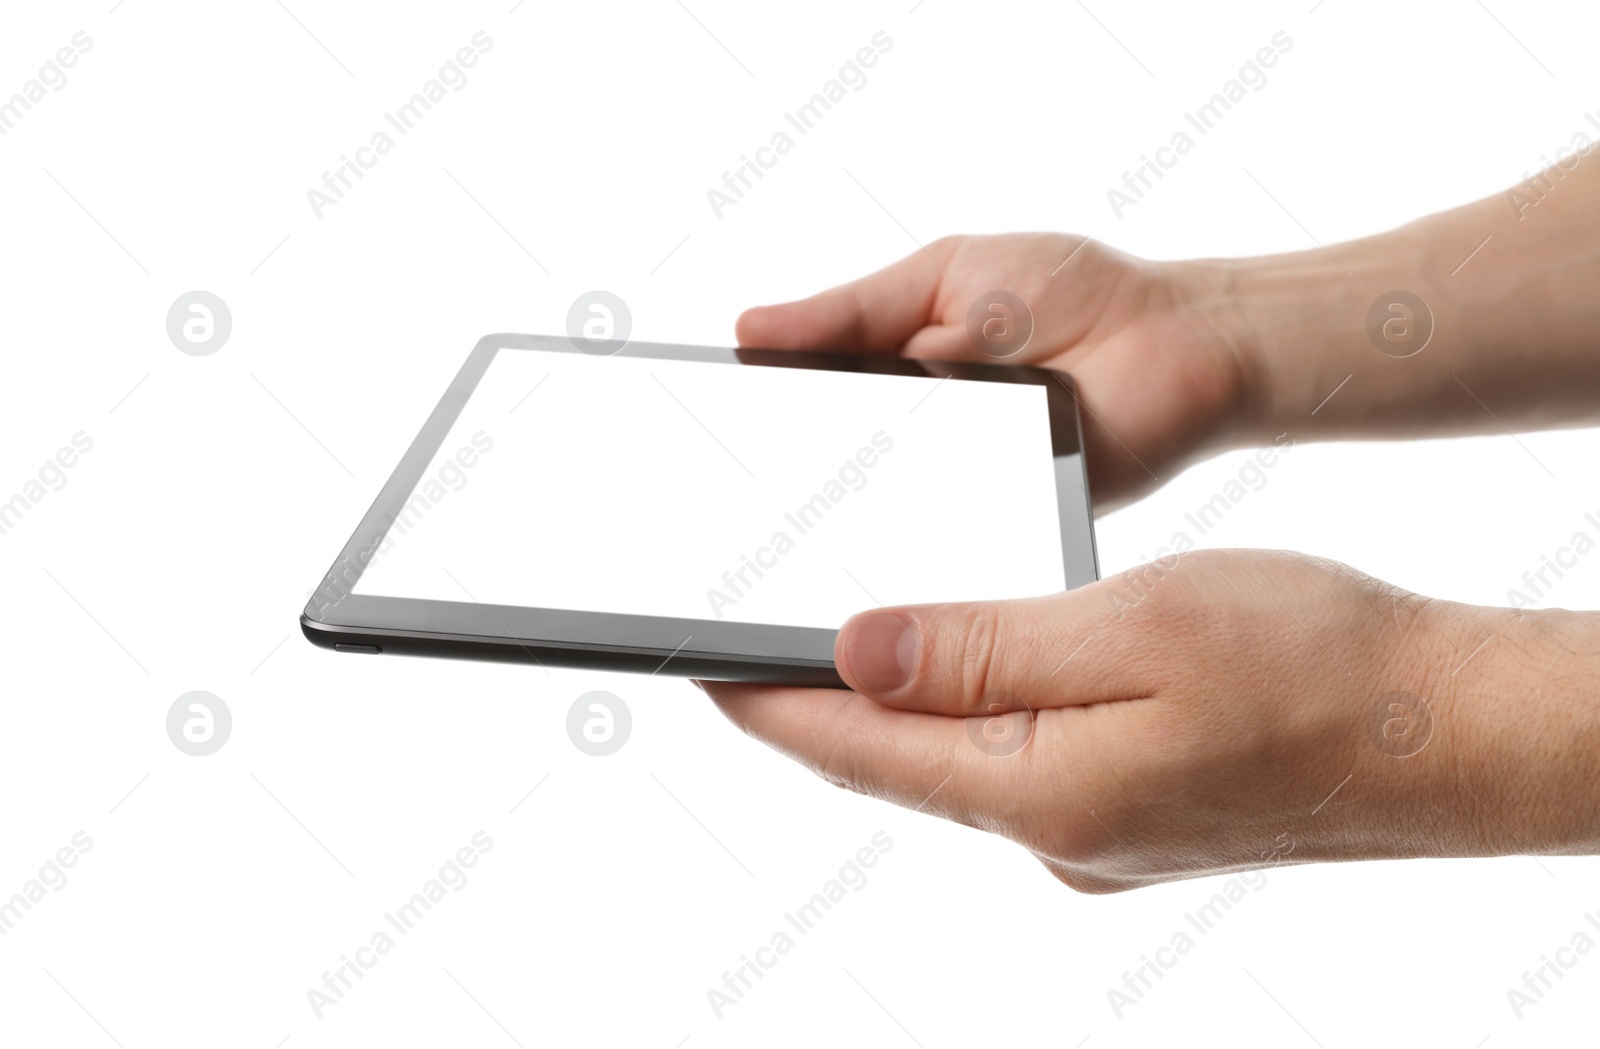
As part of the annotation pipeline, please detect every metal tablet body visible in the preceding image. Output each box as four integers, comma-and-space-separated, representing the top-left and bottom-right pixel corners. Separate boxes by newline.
301, 334, 1098, 686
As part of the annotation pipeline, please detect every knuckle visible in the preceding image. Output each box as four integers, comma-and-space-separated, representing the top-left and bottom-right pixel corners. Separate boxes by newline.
812, 696, 871, 796
1036, 855, 1131, 895
935, 604, 1003, 714
815, 736, 868, 798
1056, 870, 1132, 895
1061, 233, 1103, 261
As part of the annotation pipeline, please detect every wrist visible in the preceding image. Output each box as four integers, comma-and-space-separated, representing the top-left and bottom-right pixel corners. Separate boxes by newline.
1179, 242, 1436, 443
1152, 256, 1275, 455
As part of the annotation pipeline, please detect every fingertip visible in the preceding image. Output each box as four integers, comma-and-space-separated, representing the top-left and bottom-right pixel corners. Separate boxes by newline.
900, 324, 980, 361
699, 680, 781, 731
697, 678, 742, 709
734, 305, 777, 348
836, 609, 921, 696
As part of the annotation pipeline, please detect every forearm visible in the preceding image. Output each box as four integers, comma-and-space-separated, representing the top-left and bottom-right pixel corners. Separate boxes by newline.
1423, 597, 1600, 857
1182, 161, 1600, 443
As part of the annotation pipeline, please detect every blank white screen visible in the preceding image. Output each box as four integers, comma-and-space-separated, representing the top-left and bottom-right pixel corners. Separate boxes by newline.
351, 347, 1068, 629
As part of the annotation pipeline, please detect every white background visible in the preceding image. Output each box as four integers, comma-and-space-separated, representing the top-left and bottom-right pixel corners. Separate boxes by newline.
1, 0, 1597, 1046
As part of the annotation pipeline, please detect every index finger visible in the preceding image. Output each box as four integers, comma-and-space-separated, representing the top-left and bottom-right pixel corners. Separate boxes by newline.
735, 245, 947, 353
702, 680, 1032, 830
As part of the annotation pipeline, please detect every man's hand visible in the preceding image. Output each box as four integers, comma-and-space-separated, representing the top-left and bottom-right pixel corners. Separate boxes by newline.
735, 233, 1254, 513
704, 549, 1600, 892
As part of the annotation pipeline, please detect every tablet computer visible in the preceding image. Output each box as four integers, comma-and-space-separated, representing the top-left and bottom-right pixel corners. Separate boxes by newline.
300, 333, 1098, 686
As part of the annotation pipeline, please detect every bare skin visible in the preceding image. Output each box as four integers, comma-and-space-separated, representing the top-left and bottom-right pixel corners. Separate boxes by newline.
704, 160, 1600, 892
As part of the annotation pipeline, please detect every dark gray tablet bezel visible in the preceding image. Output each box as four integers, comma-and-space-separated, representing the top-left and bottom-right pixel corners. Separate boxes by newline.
300, 334, 1099, 686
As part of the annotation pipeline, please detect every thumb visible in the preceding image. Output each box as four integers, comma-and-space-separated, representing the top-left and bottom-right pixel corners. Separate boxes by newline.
834, 593, 1122, 715
735, 244, 947, 352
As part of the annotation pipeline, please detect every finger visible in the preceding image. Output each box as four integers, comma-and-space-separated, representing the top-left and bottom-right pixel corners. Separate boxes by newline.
735, 246, 946, 353
833, 587, 1157, 716
703, 681, 1017, 826
899, 324, 973, 360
